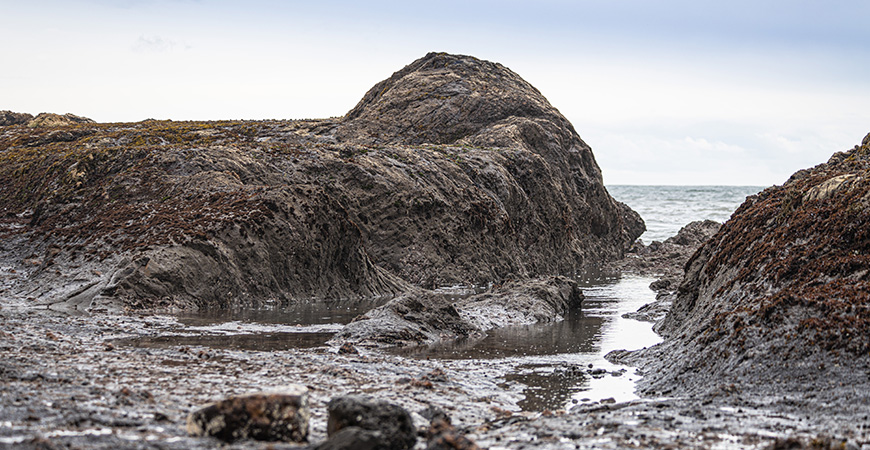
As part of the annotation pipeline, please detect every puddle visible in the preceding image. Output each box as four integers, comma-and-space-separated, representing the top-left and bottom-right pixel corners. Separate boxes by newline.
117, 300, 382, 351
175, 299, 384, 327
391, 310, 603, 359
502, 364, 590, 411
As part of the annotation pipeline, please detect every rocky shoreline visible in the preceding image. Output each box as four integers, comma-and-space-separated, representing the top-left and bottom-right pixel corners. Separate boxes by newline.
2, 219, 867, 449
3, 52, 870, 449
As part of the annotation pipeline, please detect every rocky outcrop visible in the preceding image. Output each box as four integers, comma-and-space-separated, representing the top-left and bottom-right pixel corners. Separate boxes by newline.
333, 276, 582, 347
615, 219, 721, 281
338, 52, 644, 280
0, 111, 33, 126
0, 53, 642, 311
26, 113, 95, 127
629, 133, 870, 407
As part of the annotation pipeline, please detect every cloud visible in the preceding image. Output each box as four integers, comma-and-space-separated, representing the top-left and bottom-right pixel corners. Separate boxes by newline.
132, 35, 189, 53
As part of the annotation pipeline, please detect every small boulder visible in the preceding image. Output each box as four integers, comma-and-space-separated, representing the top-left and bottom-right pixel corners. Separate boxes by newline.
324, 396, 416, 450
337, 342, 358, 355
186, 385, 310, 443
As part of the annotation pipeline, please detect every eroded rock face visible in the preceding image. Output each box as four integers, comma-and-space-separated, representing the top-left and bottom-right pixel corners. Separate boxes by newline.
339, 52, 644, 280
186, 385, 310, 443
634, 133, 870, 405
0, 53, 642, 310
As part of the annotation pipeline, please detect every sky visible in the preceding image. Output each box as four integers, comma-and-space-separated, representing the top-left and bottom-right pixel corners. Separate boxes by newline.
2, 0, 869, 186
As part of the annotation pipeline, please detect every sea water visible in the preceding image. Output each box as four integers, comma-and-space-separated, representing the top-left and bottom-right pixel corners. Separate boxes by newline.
608, 185, 766, 243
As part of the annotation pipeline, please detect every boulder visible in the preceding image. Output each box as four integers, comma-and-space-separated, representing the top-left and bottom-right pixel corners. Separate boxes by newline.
322, 396, 416, 450
333, 276, 582, 347
186, 385, 310, 443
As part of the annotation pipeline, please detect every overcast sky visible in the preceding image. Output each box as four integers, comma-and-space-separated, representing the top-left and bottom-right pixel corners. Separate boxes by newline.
3, 1, 869, 185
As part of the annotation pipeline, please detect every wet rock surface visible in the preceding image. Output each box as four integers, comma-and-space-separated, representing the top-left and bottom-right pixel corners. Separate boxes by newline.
625, 134, 870, 411
0, 52, 642, 312
333, 276, 581, 347
186, 385, 310, 443
1, 284, 868, 448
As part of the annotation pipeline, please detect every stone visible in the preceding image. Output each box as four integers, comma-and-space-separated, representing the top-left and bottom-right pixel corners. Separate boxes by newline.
186, 385, 309, 443
333, 276, 582, 347
325, 395, 416, 450
337, 342, 358, 355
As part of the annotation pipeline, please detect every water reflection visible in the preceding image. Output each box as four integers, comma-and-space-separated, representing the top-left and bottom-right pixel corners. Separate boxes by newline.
118, 274, 661, 412
392, 274, 661, 411
502, 364, 589, 411
117, 331, 334, 352
176, 299, 383, 327
390, 310, 603, 359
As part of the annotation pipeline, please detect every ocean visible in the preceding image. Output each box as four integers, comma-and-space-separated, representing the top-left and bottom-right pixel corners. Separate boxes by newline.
607, 185, 767, 243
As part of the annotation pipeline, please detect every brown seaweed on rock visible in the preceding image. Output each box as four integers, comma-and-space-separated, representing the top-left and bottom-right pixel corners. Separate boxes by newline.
630, 132, 870, 409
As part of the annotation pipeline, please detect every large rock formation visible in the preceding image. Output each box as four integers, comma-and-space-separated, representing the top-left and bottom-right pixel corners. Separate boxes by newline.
629, 133, 870, 410
0, 53, 642, 310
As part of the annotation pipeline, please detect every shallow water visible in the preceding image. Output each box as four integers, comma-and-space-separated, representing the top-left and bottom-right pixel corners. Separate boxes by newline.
120, 273, 661, 412
428, 274, 662, 411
